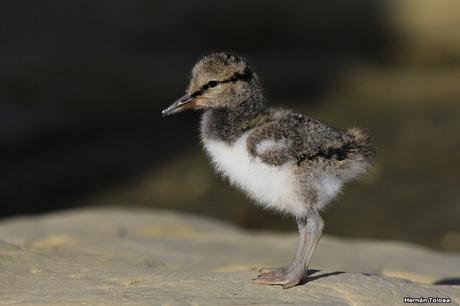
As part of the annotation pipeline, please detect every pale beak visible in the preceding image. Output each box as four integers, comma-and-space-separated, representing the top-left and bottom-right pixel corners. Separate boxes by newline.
162, 94, 195, 116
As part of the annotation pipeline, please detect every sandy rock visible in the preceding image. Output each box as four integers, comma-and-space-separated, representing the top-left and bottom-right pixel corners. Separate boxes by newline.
0, 208, 458, 305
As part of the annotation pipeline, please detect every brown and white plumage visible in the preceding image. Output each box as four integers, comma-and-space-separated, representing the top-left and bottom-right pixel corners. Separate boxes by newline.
162, 52, 374, 288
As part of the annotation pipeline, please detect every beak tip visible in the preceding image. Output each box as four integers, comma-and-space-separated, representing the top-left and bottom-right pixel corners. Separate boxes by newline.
162, 94, 194, 117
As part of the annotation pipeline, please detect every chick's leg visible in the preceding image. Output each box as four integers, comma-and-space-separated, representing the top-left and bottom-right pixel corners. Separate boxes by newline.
254, 212, 324, 289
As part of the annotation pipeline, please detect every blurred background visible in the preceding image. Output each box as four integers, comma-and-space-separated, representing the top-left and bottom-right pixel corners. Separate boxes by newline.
1, 0, 459, 251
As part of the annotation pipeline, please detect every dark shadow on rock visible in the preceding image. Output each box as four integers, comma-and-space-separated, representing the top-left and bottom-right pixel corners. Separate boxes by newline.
434, 278, 460, 285
298, 269, 346, 285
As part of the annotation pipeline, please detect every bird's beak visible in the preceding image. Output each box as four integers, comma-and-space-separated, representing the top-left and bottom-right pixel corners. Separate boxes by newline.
162, 94, 196, 116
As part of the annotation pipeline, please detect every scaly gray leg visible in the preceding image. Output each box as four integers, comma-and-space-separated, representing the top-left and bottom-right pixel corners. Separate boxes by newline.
254, 211, 324, 289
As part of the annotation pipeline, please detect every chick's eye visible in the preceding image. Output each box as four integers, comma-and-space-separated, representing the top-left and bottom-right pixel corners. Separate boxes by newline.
207, 80, 219, 88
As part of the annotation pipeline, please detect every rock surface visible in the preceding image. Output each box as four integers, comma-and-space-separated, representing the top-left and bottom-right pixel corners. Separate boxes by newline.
0, 208, 459, 305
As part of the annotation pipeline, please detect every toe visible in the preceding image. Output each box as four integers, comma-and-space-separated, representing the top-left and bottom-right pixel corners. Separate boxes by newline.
255, 270, 284, 280
253, 270, 304, 288
282, 281, 299, 289
253, 276, 284, 285
258, 267, 283, 273
254, 272, 273, 280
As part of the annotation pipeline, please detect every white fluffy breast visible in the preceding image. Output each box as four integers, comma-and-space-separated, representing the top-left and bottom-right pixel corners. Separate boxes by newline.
202, 133, 307, 216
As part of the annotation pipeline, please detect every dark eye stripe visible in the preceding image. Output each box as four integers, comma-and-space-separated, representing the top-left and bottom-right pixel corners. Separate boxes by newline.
190, 67, 253, 98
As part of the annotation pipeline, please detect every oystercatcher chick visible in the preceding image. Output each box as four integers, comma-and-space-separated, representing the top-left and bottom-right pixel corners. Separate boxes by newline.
162, 52, 374, 289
